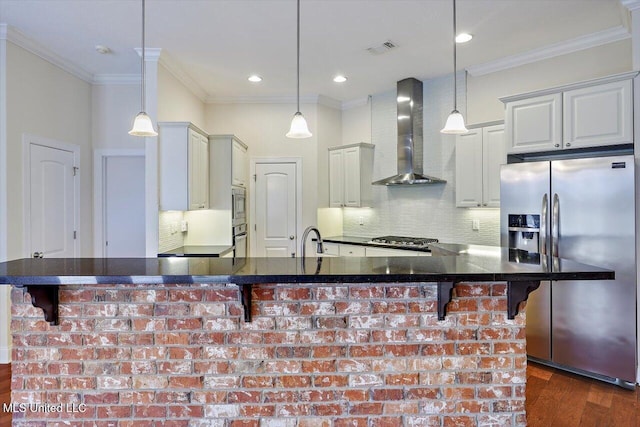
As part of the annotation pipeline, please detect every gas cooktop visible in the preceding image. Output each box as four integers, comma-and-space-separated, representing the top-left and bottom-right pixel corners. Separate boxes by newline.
369, 236, 438, 248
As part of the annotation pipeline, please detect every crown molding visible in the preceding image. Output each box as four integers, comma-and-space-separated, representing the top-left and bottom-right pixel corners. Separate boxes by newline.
0, 23, 93, 83
133, 47, 162, 61
156, 52, 208, 102
93, 74, 140, 85
621, 0, 640, 12
467, 25, 630, 77
206, 94, 321, 105
342, 96, 370, 110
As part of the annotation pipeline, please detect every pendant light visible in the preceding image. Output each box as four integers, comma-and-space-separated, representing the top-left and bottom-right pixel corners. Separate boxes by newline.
440, 0, 468, 134
286, 0, 312, 139
129, 0, 158, 137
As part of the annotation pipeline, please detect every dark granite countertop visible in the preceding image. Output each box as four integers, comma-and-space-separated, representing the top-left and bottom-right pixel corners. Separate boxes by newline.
322, 235, 432, 253
158, 245, 234, 257
0, 247, 613, 286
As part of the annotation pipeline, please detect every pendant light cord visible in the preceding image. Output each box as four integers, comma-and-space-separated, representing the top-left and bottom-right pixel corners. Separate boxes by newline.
141, 0, 146, 112
452, 0, 457, 112
296, 0, 301, 113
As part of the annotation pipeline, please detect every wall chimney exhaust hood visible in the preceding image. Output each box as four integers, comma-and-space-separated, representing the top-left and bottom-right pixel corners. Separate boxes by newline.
372, 78, 446, 185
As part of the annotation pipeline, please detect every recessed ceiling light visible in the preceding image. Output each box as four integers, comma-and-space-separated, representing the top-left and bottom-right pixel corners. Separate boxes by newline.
333, 75, 347, 83
455, 33, 473, 43
248, 75, 262, 82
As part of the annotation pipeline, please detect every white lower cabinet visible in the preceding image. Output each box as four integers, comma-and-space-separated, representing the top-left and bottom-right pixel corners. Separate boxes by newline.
365, 246, 429, 257
322, 242, 429, 257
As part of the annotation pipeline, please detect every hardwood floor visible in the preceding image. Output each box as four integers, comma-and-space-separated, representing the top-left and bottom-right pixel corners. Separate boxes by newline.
0, 362, 637, 426
527, 362, 640, 427
0, 364, 9, 427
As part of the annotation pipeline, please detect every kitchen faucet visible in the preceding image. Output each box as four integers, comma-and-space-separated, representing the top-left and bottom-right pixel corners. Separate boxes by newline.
301, 226, 324, 258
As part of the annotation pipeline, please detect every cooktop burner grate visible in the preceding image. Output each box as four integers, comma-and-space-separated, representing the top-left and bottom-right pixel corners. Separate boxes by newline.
370, 236, 439, 247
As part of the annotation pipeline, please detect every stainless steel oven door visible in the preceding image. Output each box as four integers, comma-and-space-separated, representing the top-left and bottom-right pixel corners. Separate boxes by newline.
234, 233, 247, 258
232, 187, 246, 226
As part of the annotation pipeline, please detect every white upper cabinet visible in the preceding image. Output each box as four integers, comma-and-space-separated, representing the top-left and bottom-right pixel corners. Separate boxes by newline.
328, 143, 374, 208
231, 139, 248, 187
502, 72, 636, 154
209, 134, 248, 208
563, 79, 632, 149
456, 123, 506, 208
505, 94, 562, 153
158, 122, 209, 211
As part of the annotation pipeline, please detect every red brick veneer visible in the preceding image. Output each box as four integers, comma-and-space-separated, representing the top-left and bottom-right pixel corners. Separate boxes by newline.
10, 282, 527, 426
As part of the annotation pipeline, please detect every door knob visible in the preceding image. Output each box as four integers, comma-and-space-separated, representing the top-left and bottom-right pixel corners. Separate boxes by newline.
32, 252, 43, 258
289, 235, 295, 240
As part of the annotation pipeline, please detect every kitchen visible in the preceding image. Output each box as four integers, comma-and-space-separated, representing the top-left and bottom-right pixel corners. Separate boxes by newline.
0, 0, 639, 425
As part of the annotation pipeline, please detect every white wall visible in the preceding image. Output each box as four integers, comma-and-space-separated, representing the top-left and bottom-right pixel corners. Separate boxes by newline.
205, 102, 323, 244
2, 41, 93, 363
156, 62, 207, 250
342, 101, 372, 145
6, 42, 93, 260
340, 73, 502, 245
157, 65, 207, 130
92, 83, 145, 151
467, 40, 632, 124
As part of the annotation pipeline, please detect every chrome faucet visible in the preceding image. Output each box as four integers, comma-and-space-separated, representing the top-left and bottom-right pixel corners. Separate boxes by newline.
301, 226, 324, 258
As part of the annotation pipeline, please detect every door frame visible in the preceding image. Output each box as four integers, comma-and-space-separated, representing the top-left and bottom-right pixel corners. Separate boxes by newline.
22, 134, 80, 259
250, 157, 303, 257
93, 149, 145, 257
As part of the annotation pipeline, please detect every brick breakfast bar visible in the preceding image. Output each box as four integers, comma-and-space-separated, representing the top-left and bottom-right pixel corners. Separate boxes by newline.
0, 248, 613, 427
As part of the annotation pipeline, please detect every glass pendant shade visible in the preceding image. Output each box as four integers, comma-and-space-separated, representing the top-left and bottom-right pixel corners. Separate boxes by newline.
440, 0, 468, 135
129, 111, 158, 136
440, 110, 468, 134
130, 0, 157, 138
286, 112, 312, 138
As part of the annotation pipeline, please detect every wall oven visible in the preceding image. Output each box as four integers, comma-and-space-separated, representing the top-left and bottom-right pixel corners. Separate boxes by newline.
233, 223, 247, 258
232, 187, 246, 226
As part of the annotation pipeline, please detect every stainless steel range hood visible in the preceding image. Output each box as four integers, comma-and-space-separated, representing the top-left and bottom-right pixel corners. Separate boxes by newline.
373, 78, 446, 185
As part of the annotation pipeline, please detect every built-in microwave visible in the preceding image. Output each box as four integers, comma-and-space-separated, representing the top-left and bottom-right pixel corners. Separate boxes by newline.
232, 186, 246, 226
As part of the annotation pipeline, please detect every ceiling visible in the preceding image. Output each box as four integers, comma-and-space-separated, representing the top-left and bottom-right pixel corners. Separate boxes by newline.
0, 0, 628, 103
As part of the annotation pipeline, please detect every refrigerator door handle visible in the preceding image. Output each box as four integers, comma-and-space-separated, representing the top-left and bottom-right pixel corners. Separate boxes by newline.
552, 193, 559, 258
540, 194, 548, 255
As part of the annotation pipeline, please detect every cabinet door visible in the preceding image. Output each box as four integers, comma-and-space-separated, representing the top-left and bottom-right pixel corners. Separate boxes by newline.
455, 129, 483, 207
328, 149, 344, 207
232, 140, 247, 187
338, 244, 365, 257
506, 93, 562, 153
563, 79, 633, 149
482, 125, 506, 207
343, 146, 362, 207
365, 247, 421, 257
188, 131, 208, 210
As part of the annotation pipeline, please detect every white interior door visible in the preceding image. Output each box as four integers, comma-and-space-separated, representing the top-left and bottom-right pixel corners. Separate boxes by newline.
29, 143, 76, 258
104, 156, 146, 257
254, 162, 297, 257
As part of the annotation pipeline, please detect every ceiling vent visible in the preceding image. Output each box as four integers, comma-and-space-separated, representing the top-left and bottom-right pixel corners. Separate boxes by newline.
366, 40, 397, 55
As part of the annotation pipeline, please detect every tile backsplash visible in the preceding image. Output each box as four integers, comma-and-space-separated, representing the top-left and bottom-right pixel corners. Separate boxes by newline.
158, 210, 185, 252
342, 73, 501, 246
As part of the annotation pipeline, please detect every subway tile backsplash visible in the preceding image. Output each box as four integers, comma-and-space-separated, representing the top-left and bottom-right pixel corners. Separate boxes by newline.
342, 73, 501, 246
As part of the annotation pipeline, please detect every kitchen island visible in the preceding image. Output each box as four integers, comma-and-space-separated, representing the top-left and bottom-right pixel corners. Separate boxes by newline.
1, 249, 612, 426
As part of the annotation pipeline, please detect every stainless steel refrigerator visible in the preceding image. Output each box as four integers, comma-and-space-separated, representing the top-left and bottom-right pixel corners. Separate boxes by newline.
500, 154, 636, 388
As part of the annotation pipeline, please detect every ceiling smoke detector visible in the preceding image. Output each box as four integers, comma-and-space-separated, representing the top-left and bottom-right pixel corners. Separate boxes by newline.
366, 40, 397, 55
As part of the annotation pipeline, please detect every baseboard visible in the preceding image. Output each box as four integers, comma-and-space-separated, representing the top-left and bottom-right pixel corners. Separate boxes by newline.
0, 345, 10, 363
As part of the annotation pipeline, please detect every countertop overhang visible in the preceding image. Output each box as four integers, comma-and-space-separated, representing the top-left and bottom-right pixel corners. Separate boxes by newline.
0, 248, 613, 286
0, 247, 614, 325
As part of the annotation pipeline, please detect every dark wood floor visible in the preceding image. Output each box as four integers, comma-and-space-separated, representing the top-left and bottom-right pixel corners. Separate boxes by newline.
0, 362, 638, 426
0, 364, 9, 427
527, 362, 640, 426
